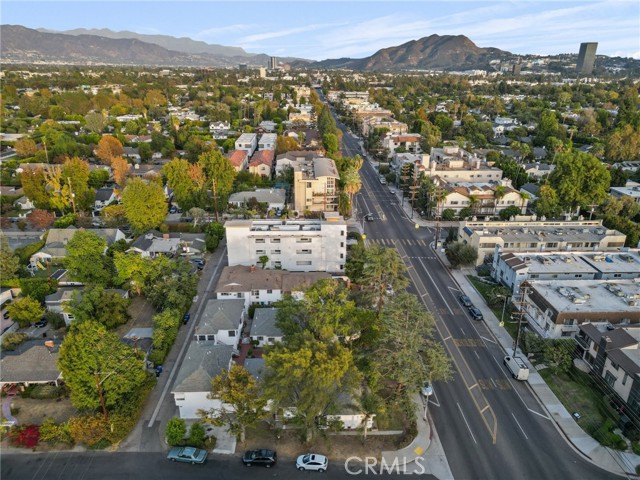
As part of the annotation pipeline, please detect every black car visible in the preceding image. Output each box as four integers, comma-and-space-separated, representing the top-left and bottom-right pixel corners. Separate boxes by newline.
468, 307, 484, 321
3, 312, 10, 320
34, 318, 48, 328
242, 449, 277, 467
459, 295, 473, 308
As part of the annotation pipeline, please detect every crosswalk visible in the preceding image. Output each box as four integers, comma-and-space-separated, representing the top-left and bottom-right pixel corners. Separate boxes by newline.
368, 238, 430, 246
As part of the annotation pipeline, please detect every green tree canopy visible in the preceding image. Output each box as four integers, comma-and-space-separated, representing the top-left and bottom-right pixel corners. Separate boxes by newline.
57, 321, 147, 413
445, 242, 478, 268
121, 178, 167, 234
65, 230, 111, 285
0, 240, 21, 281
7, 296, 45, 328
69, 286, 131, 330
163, 158, 195, 209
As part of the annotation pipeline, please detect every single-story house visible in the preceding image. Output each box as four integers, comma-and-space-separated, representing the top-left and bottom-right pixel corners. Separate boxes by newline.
249, 308, 283, 347
122, 328, 154, 369
0, 343, 63, 389
171, 342, 234, 419
14, 196, 35, 211
94, 188, 118, 210
228, 188, 286, 211
32, 227, 126, 263
45, 287, 129, 325
128, 230, 206, 258
194, 299, 245, 348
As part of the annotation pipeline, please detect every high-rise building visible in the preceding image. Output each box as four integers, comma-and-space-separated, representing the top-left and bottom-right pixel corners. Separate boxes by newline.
269, 56, 277, 70
576, 42, 598, 75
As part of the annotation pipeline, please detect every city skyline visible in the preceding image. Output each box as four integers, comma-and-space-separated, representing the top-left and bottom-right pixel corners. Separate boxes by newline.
1, 0, 639, 61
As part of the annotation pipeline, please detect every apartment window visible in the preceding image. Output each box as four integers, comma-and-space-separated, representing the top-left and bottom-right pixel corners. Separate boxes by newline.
574, 274, 582, 278
530, 274, 539, 279
340, 253, 344, 259
605, 371, 616, 388
340, 264, 344, 270
274, 261, 281, 268
340, 230, 345, 236
307, 182, 312, 188
614, 274, 622, 278
228, 330, 236, 337
267, 289, 272, 294
296, 260, 312, 266
298, 238, 312, 243
450, 201, 459, 205
174, 394, 185, 401
297, 249, 312, 254
546, 243, 558, 248
271, 238, 281, 243
507, 201, 515, 205
255, 238, 265, 243
529, 243, 537, 248
256, 249, 266, 255
272, 250, 281, 255
252, 290, 259, 296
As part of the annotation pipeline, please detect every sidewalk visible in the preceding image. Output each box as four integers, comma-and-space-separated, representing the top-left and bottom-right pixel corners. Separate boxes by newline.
432, 247, 640, 476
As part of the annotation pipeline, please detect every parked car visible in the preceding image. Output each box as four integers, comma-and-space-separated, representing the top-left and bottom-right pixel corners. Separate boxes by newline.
3, 312, 10, 320
242, 449, 277, 467
459, 295, 473, 308
421, 381, 434, 397
34, 318, 48, 328
169, 206, 177, 214
468, 307, 484, 321
167, 446, 208, 464
296, 453, 328, 472
183, 313, 191, 325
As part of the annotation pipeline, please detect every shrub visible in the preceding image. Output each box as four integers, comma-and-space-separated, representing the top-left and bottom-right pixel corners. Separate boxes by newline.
45, 310, 66, 329
632, 441, 640, 455
20, 384, 63, 399
9, 424, 40, 448
53, 214, 77, 228
1, 332, 29, 351
165, 417, 187, 446
441, 208, 455, 221
188, 422, 207, 448
39, 418, 73, 445
14, 239, 46, 264
68, 415, 109, 447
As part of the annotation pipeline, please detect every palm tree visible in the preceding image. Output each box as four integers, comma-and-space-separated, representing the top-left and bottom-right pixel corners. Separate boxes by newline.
341, 167, 362, 217
360, 246, 409, 318
519, 191, 530, 214
494, 185, 507, 217
468, 195, 479, 217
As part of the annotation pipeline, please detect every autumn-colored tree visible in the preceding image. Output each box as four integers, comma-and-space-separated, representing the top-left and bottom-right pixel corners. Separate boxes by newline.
27, 209, 55, 230
14, 137, 39, 158
111, 156, 130, 187
84, 111, 106, 134
95, 136, 123, 165
61, 157, 91, 211
121, 178, 167, 234
275, 136, 299, 155
188, 163, 207, 190
20, 167, 50, 209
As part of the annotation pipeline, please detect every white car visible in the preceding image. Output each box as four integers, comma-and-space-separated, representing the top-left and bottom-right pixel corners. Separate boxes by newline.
421, 381, 434, 397
296, 453, 328, 472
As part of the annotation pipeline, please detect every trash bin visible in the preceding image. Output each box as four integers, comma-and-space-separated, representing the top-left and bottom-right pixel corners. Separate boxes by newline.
155, 365, 163, 377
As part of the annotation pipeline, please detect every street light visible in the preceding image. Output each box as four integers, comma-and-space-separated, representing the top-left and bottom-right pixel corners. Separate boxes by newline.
500, 295, 510, 326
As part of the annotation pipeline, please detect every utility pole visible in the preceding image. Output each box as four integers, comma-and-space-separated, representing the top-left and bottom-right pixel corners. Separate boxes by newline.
511, 284, 530, 355
434, 187, 443, 248
211, 178, 219, 223
67, 177, 77, 214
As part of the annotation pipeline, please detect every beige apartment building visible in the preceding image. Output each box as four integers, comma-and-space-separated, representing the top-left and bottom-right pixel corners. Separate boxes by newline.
292, 155, 340, 213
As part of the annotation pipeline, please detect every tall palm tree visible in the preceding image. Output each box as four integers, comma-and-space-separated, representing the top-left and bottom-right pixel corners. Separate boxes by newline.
468, 195, 479, 217
494, 185, 507, 217
341, 167, 362, 217
519, 191, 530, 214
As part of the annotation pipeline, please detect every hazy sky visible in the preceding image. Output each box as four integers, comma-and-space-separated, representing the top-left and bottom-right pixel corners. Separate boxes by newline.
2, 1, 639, 60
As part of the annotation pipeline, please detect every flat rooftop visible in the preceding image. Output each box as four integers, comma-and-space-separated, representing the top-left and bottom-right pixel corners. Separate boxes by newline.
464, 222, 622, 244
226, 219, 344, 232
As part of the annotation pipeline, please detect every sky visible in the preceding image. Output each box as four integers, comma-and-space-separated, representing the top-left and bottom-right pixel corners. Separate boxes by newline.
2, 1, 639, 60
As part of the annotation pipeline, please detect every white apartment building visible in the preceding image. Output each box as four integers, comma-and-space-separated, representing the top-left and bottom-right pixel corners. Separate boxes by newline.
360, 116, 408, 137
610, 181, 640, 205
258, 133, 277, 151
235, 133, 258, 156
225, 217, 347, 273
441, 182, 526, 217
383, 133, 422, 158
458, 219, 627, 265
428, 146, 502, 183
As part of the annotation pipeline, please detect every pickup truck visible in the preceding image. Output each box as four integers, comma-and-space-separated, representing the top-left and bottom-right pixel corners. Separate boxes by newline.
504, 355, 529, 380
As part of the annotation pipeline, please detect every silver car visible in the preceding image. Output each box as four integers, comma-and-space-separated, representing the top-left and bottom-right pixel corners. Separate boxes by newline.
296, 453, 328, 472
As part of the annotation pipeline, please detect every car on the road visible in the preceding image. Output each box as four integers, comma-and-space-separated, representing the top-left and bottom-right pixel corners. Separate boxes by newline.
459, 295, 473, 308
389, 188, 395, 194
296, 453, 328, 472
242, 449, 277, 467
364, 213, 374, 222
34, 318, 48, 328
468, 307, 484, 321
167, 446, 208, 464
421, 381, 434, 397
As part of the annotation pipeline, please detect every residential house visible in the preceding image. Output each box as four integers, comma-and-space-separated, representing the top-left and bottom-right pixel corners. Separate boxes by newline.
128, 230, 206, 258
457, 219, 627, 266
228, 188, 286, 211
0, 343, 63, 389
194, 299, 246, 348
225, 217, 346, 272
215, 265, 332, 308
524, 162, 555, 180
258, 121, 276, 132
235, 133, 258, 156
122, 147, 141, 162
383, 133, 422, 159
33, 227, 126, 263
519, 279, 640, 339
94, 188, 117, 211
14, 196, 34, 211
576, 324, 640, 429
171, 342, 233, 419
520, 183, 540, 202
248, 150, 274, 177
249, 308, 283, 347
45, 287, 129, 325
258, 133, 277, 151
610, 181, 640, 205
439, 182, 526, 218
122, 328, 154, 369
226, 150, 249, 172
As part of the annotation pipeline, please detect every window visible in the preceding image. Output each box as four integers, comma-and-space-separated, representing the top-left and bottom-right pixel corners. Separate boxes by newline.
530, 274, 539, 279
340, 253, 344, 259
296, 260, 312, 266
614, 274, 621, 278
340, 242, 344, 247
228, 330, 236, 337
257, 336, 264, 341
267, 289, 272, 294
252, 290, 259, 296
298, 238, 312, 243
175, 394, 185, 401
237, 293, 244, 298
340, 230, 345, 236
622, 373, 628, 386
274, 261, 281, 268
268, 337, 275, 343
256, 249, 266, 255
297, 249, 312, 254
574, 274, 582, 278
271, 238, 280, 243
197, 334, 207, 341
610, 361, 619, 370
605, 371, 616, 388
255, 238, 265, 243
272, 250, 281, 255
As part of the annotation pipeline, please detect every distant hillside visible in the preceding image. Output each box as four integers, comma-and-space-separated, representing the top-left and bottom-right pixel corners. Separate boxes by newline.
308, 34, 513, 71
37, 27, 251, 58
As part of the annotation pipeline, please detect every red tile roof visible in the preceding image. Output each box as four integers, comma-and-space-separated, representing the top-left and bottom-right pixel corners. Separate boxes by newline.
249, 150, 275, 167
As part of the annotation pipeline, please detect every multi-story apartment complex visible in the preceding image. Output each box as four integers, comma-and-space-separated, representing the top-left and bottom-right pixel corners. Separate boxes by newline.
360, 116, 408, 137
292, 155, 340, 213
458, 219, 627, 265
440, 182, 526, 218
383, 133, 422, 158
428, 146, 502, 183
225, 216, 347, 273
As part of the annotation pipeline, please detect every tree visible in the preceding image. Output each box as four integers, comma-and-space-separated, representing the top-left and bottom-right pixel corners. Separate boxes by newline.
121, 178, 167, 234
65, 230, 111, 285
199, 364, 268, 444
88, 169, 110, 189
534, 185, 561, 219
188, 422, 207, 448
543, 340, 572, 375
445, 242, 478, 268
21, 167, 50, 209
61, 157, 92, 211
69, 286, 131, 329
111, 156, 130, 187
322, 133, 339, 155
84, 112, 106, 134
549, 151, 611, 214
275, 136, 299, 155
341, 167, 362, 217
0, 241, 21, 281
7, 296, 45, 328
138, 142, 153, 162
163, 158, 195, 209
499, 205, 521, 220
258, 255, 269, 269
358, 246, 409, 317
27, 209, 55, 230
19, 277, 57, 303
95, 136, 123, 165
14, 138, 38, 158
57, 321, 146, 414
535, 110, 563, 147
165, 417, 186, 446
606, 124, 640, 162
113, 252, 154, 295
189, 207, 206, 227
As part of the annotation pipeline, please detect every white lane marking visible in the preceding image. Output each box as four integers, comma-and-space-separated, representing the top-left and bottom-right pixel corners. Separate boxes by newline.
474, 350, 480, 360
528, 408, 551, 420
457, 402, 478, 444
480, 335, 496, 344
448, 286, 461, 293
491, 378, 497, 388
418, 258, 454, 315
460, 328, 466, 336
511, 413, 529, 440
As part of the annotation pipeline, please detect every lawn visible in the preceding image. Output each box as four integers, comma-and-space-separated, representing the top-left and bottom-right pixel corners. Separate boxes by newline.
539, 368, 612, 435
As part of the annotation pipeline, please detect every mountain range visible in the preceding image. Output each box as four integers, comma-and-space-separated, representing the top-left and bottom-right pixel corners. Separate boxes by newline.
1, 24, 524, 71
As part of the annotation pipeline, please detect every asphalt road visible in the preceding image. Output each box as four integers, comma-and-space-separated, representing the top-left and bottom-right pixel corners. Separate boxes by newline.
334, 104, 622, 480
